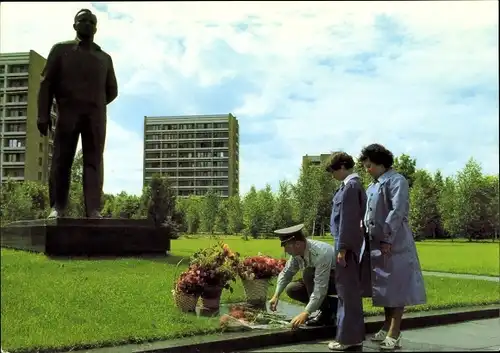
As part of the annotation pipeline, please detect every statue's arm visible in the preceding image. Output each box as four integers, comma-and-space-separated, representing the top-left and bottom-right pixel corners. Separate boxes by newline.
106, 55, 118, 104
38, 44, 60, 122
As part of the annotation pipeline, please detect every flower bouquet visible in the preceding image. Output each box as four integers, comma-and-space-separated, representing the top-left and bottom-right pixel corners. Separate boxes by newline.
238, 255, 287, 307
189, 242, 240, 315
172, 266, 205, 312
220, 304, 289, 332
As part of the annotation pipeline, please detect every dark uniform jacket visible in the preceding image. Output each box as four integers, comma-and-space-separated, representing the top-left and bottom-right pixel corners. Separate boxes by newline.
38, 39, 118, 121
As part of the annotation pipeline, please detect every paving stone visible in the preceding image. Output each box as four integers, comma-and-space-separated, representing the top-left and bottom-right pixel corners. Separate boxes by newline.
245, 318, 500, 352
421, 271, 499, 282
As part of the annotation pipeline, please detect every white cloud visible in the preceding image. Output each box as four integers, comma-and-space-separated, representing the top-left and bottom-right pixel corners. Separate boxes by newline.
1, 1, 498, 195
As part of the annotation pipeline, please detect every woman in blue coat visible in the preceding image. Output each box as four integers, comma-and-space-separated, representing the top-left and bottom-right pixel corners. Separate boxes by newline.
359, 144, 427, 351
326, 152, 367, 351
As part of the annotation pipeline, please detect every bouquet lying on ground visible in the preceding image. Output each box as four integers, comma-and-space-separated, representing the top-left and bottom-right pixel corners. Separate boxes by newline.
220, 304, 289, 332
238, 255, 287, 280
188, 242, 241, 292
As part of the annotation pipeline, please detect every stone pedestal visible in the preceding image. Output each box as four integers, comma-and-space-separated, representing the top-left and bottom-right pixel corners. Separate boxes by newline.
0, 218, 171, 257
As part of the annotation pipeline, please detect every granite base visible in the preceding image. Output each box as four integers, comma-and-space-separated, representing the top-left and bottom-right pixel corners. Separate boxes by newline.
0, 218, 171, 257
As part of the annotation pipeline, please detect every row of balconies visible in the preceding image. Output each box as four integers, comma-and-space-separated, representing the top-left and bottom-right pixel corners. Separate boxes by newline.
144, 165, 229, 169
0, 92, 28, 105
145, 123, 229, 131
143, 156, 230, 162
0, 64, 29, 75
142, 174, 229, 181
142, 171, 229, 177
141, 181, 230, 189
0, 79, 29, 92
145, 141, 229, 147
144, 145, 229, 151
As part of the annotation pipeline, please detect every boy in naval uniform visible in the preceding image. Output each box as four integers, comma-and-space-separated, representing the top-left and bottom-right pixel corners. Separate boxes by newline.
269, 224, 338, 328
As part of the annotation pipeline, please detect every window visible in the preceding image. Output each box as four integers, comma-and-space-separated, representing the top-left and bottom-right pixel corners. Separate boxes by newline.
5, 139, 25, 148
39, 143, 43, 152
38, 172, 42, 180
38, 157, 43, 166
7, 79, 28, 88
8, 64, 28, 74
7, 93, 28, 103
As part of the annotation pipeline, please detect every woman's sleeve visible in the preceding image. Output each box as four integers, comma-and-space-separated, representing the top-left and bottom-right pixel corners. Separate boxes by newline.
382, 175, 409, 244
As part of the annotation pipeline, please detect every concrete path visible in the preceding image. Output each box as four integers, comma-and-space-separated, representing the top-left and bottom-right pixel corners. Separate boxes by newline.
422, 271, 499, 282
245, 318, 500, 352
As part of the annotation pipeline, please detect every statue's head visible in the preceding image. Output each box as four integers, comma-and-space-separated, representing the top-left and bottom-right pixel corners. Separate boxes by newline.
73, 9, 97, 40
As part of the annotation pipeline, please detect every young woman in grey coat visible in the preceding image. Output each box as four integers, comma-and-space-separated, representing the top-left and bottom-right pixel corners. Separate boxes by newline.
359, 144, 427, 351
326, 152, 368, 351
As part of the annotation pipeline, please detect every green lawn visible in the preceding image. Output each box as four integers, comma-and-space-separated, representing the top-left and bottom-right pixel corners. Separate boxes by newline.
178, 236, 499, 276
1, 237, 499, 352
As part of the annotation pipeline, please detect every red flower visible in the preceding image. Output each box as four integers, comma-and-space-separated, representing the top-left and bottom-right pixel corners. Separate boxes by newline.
238, 255, 287, 280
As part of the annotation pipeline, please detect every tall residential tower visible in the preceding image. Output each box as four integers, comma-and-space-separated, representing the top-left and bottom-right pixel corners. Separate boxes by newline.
143, 114, 239, 197
0, 51, 55, 183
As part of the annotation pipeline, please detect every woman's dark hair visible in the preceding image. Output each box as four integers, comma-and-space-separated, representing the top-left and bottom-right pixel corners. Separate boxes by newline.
325, 151, 355, 173
358, 144, 394, 168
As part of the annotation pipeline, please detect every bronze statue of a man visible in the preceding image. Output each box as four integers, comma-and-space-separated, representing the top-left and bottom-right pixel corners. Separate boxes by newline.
37, 9, 118, 219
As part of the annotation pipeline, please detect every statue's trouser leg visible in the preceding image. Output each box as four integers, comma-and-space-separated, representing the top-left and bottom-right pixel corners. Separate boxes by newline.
80, 109, 106, 217
49, 111, 80, 212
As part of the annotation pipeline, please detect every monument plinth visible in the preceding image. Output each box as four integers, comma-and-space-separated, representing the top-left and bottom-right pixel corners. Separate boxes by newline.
0, 218, 171, 257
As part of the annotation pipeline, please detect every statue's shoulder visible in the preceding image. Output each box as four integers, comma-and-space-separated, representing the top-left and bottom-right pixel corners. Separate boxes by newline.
53, 40, 79, 48
48, 40, 77, 54
94, 43, 111, 57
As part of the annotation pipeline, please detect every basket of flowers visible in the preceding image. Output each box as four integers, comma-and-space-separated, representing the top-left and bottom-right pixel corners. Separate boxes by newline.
172, 266, 205, 312
189, 242, 240, 315
238, 255, 287, 307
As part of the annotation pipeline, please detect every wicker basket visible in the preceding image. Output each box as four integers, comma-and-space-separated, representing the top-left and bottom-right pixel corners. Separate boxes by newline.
173, 290, 199, 313
242, 278, 270, 307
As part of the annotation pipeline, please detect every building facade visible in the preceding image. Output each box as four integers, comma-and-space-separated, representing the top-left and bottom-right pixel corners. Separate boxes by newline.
0, 51, 56, 183
302, 153, 331, 167
143, 114, 239, 198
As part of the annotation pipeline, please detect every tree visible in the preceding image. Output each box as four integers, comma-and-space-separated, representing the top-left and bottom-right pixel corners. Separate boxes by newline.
227, 195, 244, 235
0, 179, 34, 225
483, 175, 500, 240
201, 189, 220, 234
243, 186, 262, 238
293, 160, 322, 236
315, 165, 339, 236
146, 175, 177, 229
22, 181, 50, 219
184, 195, 202, 234
109, 191, 141, 219
438, 176, 459, 239
215, 199, 229, 234
454, 158, 485, 240
66, 150, 85, 217
273, 181, 295, 230
354, 160, 372, 189
394, 153, 417, 188
409, 170, 439, 240
257, 184, 275, 235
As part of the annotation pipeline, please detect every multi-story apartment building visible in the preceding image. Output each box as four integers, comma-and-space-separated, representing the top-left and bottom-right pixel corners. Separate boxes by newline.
0, 51, 56, 183
302, 153, 331, 167
143, 114, 239, 198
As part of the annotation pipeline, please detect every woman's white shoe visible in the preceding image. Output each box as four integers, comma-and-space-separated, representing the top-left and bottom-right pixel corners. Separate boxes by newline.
370, 329, 388, 342
328, 341, 363, 351
379, 335, 402, 350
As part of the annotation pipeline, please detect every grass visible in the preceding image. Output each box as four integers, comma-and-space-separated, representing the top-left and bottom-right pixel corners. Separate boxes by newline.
1, 237, 499, 352
177, 236, 499, 276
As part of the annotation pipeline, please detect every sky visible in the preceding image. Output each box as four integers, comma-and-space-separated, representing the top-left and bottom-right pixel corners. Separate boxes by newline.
1, 1, 498, 196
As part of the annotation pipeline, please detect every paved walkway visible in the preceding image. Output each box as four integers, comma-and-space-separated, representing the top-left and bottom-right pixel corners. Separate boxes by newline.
422, 271, 499, 282
245, 318, 500, 352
